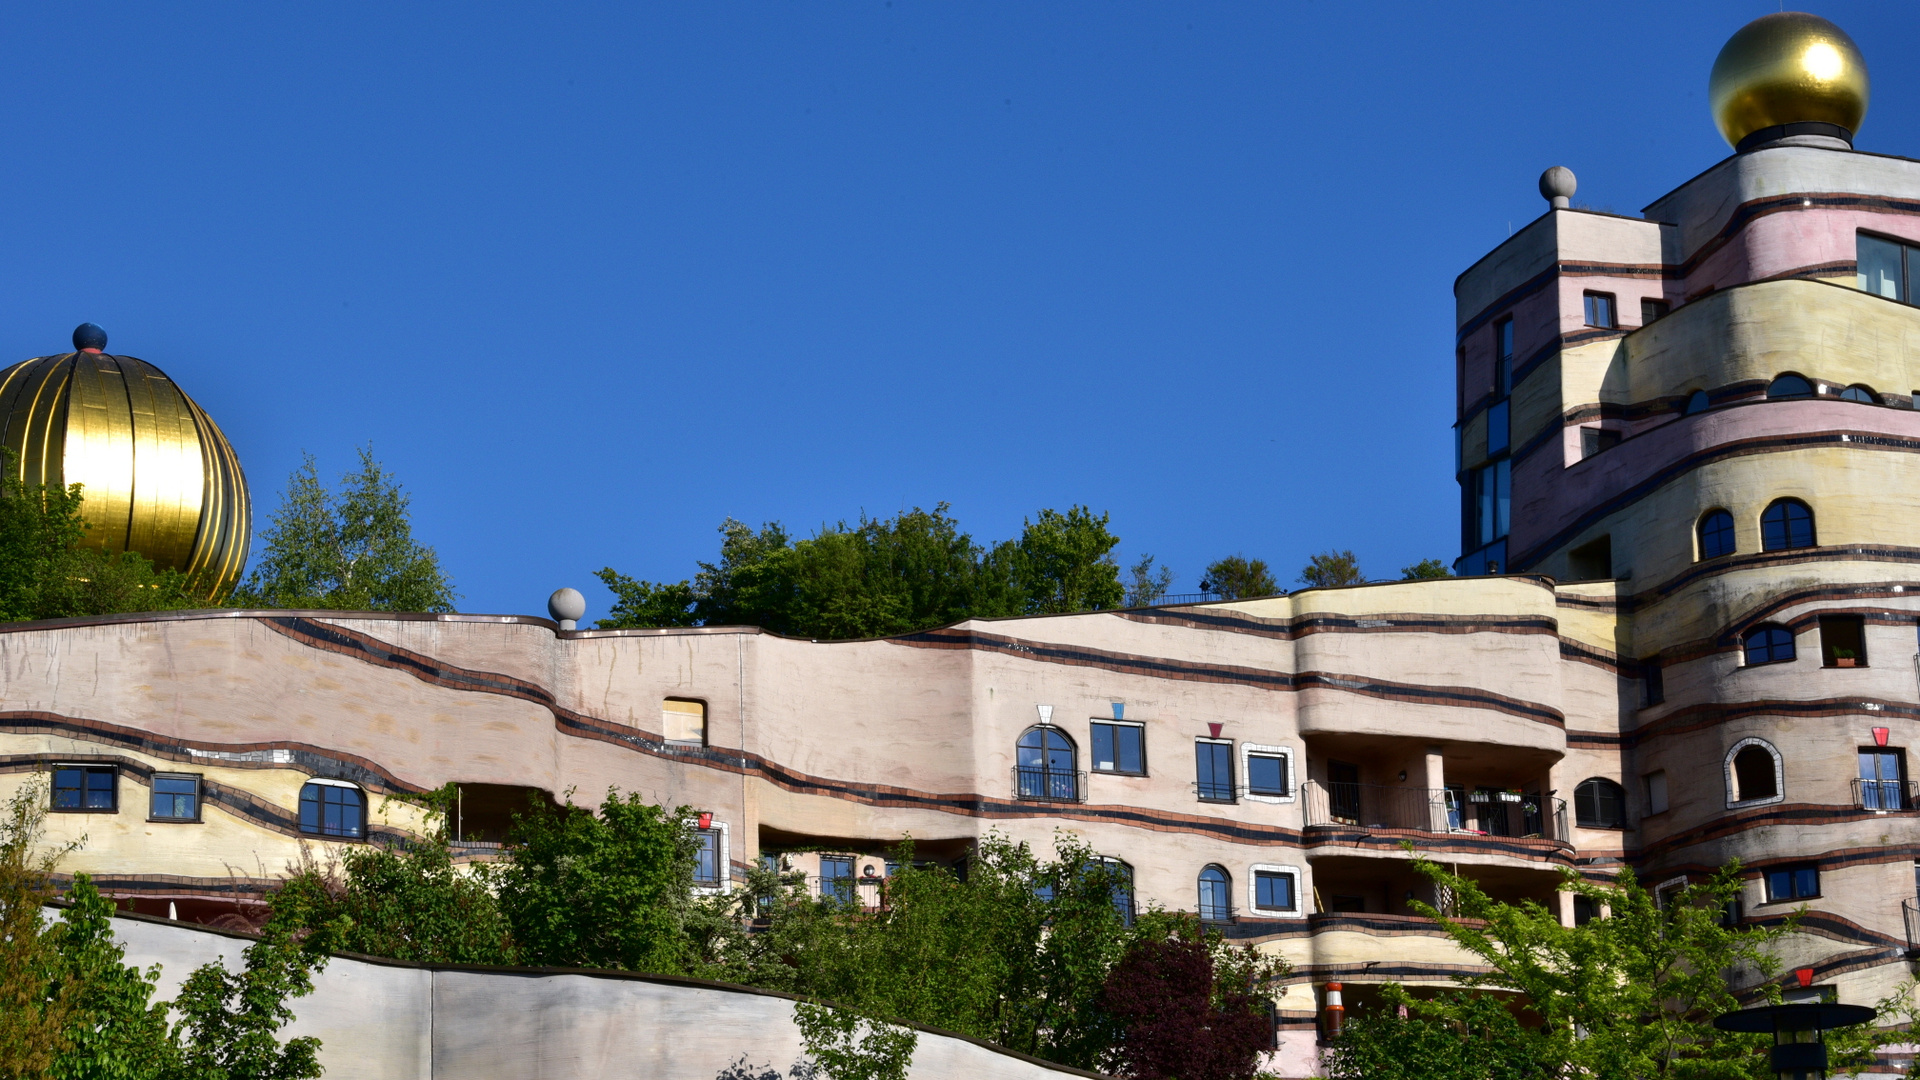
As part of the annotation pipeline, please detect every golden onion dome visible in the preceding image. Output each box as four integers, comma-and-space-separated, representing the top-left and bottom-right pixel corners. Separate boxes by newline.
0, 324, 249, 600
1710, 12, 1868, 151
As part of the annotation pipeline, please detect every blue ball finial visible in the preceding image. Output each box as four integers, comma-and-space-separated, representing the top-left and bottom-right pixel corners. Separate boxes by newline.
72, 323, 107, 352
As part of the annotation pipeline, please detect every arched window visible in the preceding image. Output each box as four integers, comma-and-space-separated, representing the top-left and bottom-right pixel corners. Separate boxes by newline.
1760, 499, 1815, 551
299, 780, 366, 839
1728, 741, 1782, 804
1683, 389, 1711, 415
1697, 510, 1736, 560
1198, 865, 1231, 922
1574, 778, 1626, 828
1743, 625, 1796, 666
1767, 373, 1815, 399
1016, 727, 1078, 801
1839, 384, 1878, 404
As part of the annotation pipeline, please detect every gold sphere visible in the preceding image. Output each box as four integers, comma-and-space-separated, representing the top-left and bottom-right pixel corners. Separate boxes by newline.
0, 339, 250, 600
1710, 12, 1868, 149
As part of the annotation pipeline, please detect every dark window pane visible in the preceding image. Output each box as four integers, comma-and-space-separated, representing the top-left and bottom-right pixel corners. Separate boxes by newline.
85, 771, 114, 809
1793, 866, 1819, 898
1496, 318, 1513, 364
299, 783, 365, 838
151, 776, 199, 820
1198, 867, 1230, 921
1196, 742, 1233, 800
1698, 511, 1735, 559
1761, 500, 1814, 551
1091, 724, 1116, 771
52, 769, 84, 809
1641, 298, 1670, 323
1114, 726, 1142, 773
1859, 234, 1905, 300
1766, 869, 1791, 900
1683, 389, 1710, 415
1840, 384, 1876, 403
820, 856, 855, 905
1247, 754, 1287, 796
695, 830, 720, 885
1744, 626, 1795, 665
1487, 400, 1509, 456
1734, 747, 1778, 801
1767, 374, 1815, 399
1575, 778, 1624, 827
1255, 871, 1294, 911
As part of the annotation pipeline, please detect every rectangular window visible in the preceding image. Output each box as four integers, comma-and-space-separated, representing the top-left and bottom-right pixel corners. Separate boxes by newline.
1496, 316, 1514, 367
1640, 658, 1664, 708
1858, 232, 1907, 301
694, 828, 722, 886
1253, 869, 1297, 912
819, 855, 856, 906
1641, 298, 1670, 323
1644, 770, 1669, 815
1246, 753, 1289, 797
52, 766, 116, 813
1487, 399, 1510, 456
1764, 864, 1820, 902
1090, 721, 1145, 775
149, 774, 201, 822
1858, 748, 1908, 810
1584, 292, 1617, 329
1819, 615, 1866, 667
662, 699, 707, 745
1469, 459, 1511, 548
1581, 427, 1622, 458
1573, 894, 1598, 925
1195, 741, 1234, 802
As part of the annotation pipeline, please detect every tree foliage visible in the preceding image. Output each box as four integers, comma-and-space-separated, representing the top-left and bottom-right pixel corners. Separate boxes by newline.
0, 778, 75, 1077
1400, 558, 1453, 580
1102, 928, 1285, 1080
1298, 549, 1365, 588
1200, 556, 1279, 600
596, 503, 1124, 637
1320, 992, 1546, 1080
0, 450, 210, 622
234, 446, 457, 613
1123, 554, 1174, 607
1325, 854, 1801, 1080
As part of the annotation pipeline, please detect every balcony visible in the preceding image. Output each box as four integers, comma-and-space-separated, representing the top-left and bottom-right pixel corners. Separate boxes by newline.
1013, 766, 1086, 803
1302, 781, 1568, 843
1852, 777, 1917, 812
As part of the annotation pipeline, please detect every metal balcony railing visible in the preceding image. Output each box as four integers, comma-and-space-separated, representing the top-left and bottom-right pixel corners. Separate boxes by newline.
1852, 777, 1918, 811
1302, 781, 1569, 843
1013, 766, 1086, 803
1904, 898, 1920, 958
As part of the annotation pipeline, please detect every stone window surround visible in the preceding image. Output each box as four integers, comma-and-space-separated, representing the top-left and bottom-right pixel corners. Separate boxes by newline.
1240, 742, 1297, 804
1724, 737, 1786, 809
1248, 863, 1305, 918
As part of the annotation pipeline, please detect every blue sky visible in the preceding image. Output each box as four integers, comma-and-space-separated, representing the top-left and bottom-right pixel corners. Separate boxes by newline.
1, 3, 1913, 621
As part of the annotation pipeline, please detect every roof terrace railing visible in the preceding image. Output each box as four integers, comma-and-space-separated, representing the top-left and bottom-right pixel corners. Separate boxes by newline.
1302, 781, 1569, 844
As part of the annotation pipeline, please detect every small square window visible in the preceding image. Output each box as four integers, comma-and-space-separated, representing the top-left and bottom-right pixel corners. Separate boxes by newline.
1819, 615, 1866, 667
149, 775, 201, 822
1584, 292, 1617, 329
663, 699, 707, 745
1644, 770, 1669, 815
1246, 753, 1290, 797
1640, 298, 1670, 324
1090, 722, 1145, 775
1581, 427, 1622, 458
52, 766, 117, 813
1253, 870, 1297, 912
1765, 864, 1820, 902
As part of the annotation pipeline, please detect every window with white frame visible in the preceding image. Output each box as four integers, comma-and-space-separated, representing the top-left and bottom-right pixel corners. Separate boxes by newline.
1240, 743, 1295, 802
1725, 738, 1785, 808
1248, 863, 1303, 917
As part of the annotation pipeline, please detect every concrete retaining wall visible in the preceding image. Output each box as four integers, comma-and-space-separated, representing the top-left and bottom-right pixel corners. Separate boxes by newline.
101, 910, 1100, 1080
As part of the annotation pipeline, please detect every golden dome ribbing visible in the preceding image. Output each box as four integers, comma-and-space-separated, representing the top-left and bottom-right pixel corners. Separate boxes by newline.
0, 326, 249, 599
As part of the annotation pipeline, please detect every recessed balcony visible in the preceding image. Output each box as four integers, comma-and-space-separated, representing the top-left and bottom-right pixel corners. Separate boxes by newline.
1302, 780, 1568, 844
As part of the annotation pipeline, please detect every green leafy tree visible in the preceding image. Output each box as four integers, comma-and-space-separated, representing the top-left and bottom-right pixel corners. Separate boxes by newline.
1199, 555, 1279, 600
1298, 549, 1365, 588
47, 876, 175, 1080
492, 789, 699, 972
1006, 506, 1123, 615
0, 777, 77, 1077
1400, 558, 1453, 580
235, 446, 457, 613
0, 449, 210, 622
1330, 854, 1799, 1079
1321, 991, 1547, 1080
163, 918, 327, 1080
792, 1003, 917, 1080
1123, 554, 1174, 607
270, 789, 515, 966
594, 572, 698, 629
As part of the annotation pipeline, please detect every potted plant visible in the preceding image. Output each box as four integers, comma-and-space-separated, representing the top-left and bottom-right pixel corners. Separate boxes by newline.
1832, 647, 1860, 668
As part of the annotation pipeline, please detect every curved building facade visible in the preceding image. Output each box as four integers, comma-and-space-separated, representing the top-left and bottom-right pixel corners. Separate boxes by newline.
4, 19, 1920, 1077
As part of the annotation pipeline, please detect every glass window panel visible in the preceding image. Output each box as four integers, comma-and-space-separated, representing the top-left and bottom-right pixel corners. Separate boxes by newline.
1255, 871, 1295, 911
1247, 754, 1287, 796
1858, 234, 1905, 300
1493, 459, 1511, 539
1198, 867, 1230, 921
52, 768, 84, 809
820, 856, 855, 905
1793, 866, 1819, 897
1475, 465, 1495, 546
151, 776, 198, 820
1698, 511, 1735, 559
85, 771, 114, 809
695, 829, 720, 885
1195, 742, 1233, 800
1496, 318, 1513, 364
1091, 724, 1116, 771
1487, 400, 1509, 456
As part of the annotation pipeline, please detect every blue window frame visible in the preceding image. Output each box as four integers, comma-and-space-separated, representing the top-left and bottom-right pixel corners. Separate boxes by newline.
1698, 510, 1736, 559
1743, 626, 1796, 666
1254, 870, 1296, 912
149, 775, 200, 822
298, 781, 366, 839
1090, 722, 1144, 775
52, 766, 116, 812
1198, 865, 1231, 922
1760, 499, 1815, 551
1765, 865, 1820, 902
1195, 741, 1234, 802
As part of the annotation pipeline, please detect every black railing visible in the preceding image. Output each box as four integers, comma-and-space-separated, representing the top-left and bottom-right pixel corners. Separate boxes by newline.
1904, 898, 1920, 958
1014, 766, 1086, 803
1853, 777, 1918, 811
1194, 778, 1237, 802
1302, 781, 1569, 843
